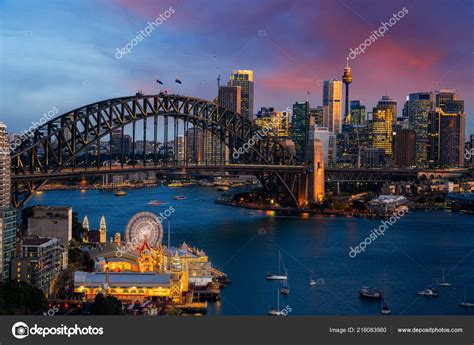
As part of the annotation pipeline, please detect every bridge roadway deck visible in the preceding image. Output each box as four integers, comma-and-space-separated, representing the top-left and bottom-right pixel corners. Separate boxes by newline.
11, 164, 307, 181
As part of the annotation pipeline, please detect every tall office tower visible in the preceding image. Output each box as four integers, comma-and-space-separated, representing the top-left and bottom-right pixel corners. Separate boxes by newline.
185, 127, 204, 164
350, 100, 366, 125
438, 111, 465, 167
393, 128, 416, 167
291, 101, 310, 160
469, 134, 474, 166
0, 123, 16, 282
255, 107, 290, 140
342, 60, 353, 124
0, 123, 10, 209
218, 85, 241, 113
428, 89, 465, 167
176, 136, 185, 163
407, 92, 434, 167
377, 96, 397, 124
310, 106, 324, 127
371, 106, 393, 157
322, 80, 342, 134
346, 124, 370, 167
229, 70, 254, 119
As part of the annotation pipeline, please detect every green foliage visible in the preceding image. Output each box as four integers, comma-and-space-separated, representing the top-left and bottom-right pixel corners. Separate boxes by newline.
72, 212, 85, 242
0, 281, 46, 315
91, 293, 122, 315
68, 247, 89, 271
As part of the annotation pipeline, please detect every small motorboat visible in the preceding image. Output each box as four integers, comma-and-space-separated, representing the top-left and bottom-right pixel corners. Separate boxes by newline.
359, 286, 382, 300
309, 279, 317, 286
417, 287, 439, 297
174, 195, 187, 200
115, 190, 127, 196
147, 200, 161, 206
280, 286, 290, 295
217, 186, 230, 192
380, 301, 391, 315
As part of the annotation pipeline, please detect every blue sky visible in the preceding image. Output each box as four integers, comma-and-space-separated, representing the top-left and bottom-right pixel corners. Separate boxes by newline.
0, 0, 472, 136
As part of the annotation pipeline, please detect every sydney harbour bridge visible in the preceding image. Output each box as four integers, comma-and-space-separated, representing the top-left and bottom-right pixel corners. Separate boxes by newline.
9, 93, 472, 208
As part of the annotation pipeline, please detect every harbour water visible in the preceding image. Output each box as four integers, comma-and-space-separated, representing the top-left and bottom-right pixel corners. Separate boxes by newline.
30, 186, 474, 315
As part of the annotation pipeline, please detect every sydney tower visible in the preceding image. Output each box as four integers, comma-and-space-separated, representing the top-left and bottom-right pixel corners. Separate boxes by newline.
342, 58, 353, 124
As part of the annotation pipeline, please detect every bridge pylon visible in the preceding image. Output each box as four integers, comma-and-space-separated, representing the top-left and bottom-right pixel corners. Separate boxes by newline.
299, 138, 325, 207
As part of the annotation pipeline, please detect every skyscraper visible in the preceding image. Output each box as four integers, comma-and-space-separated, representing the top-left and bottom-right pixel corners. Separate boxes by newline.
291, 101, 310, 160
350, 100, 366, 125
218, 85, 241, 114
0, 122, 16, 282
229, 70, 254, 119
407, 92, 434, 167
310, 106, 324, 127
0, 123, 10, 209
255, 107, 289, 140
372, 98, 394, 157
377, 96, 397, 124
322, 80, 342, 134
428, 89, 465, 167
393, 128, 416, 167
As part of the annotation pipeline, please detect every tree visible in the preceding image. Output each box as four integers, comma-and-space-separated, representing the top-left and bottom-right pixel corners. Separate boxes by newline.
91, 293, 122, 315
19, 205, 38, 236
72, 212, 85, 242
0, 281, 46, 315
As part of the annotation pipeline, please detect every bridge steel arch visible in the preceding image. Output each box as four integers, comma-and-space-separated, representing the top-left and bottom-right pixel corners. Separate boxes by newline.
11, 93, 306, 208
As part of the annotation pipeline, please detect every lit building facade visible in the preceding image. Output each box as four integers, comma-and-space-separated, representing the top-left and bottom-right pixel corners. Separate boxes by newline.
0, 122, 10, 209
255, 107, 289, 140
0, 122, 16, 282
407, 92, 434, 167
323, 79, 342, 134
11, 237, 67, 295
371, 107, 393, 157
229, 70, 254, 120
310, 106, 324, 127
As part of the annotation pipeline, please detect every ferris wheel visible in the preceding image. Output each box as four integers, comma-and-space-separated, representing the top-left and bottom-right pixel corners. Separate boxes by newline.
125, 212, 163, 248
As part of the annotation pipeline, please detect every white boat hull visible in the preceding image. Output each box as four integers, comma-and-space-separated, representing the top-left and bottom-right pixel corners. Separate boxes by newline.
267, 275, 287, 280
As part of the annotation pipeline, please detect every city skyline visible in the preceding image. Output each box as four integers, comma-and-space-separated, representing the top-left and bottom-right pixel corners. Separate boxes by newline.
0, 0, 472, 136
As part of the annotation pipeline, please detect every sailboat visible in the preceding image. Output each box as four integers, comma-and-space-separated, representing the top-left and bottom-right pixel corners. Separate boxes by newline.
309, 271, 317, 286
268, 290, 284, 315
380, 271, 391, 315
438, 268, 452, 287
266, 250, 288, 280
280, 270, 290, 295
459, 286, 474, 308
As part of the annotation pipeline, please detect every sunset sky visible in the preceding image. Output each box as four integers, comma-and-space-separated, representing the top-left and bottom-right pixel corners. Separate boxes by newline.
1, 0, 472, 135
